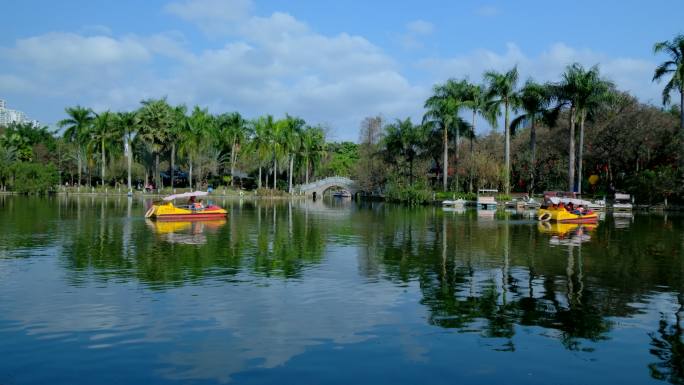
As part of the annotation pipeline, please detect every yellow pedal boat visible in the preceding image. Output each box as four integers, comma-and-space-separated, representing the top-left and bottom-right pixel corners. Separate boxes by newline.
145, 191, 227, 221
536, 207, 598, 223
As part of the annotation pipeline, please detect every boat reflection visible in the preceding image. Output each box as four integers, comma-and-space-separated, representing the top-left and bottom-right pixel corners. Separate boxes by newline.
613, 212, 634, 229
146, 219, 227, 245
538, 222, 597, 246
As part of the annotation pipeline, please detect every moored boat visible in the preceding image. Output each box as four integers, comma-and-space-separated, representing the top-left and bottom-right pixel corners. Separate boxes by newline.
332, 189, 352, 198
613, 193, 633, 212
477, 189, 498, 209
536, 206, 599, 223
145, 191, 227, 221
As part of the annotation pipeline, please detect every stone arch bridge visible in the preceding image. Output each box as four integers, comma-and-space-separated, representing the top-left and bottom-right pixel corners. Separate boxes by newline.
295, 177, 359, 198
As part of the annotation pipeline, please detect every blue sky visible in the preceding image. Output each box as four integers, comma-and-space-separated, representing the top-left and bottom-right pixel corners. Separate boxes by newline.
1, 0, 682, 140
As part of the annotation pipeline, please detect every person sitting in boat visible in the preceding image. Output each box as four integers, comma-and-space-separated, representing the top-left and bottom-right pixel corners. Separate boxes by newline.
194, 199, 205, 210
188, 196, 196, 208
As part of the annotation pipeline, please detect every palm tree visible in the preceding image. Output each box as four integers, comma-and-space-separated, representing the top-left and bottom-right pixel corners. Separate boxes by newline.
653, 34, 684, 160
382, 118, 428, 183
217, 112, 248, 187
169, 105, 187, 189
181, 106, 214, 190
136, 98, 173, 190
575, 67, 614, 193
424, 79, 469, 191
463, 83, 498, 192
510, 80, 553, 193
280, 114, 305, 193
90, 111, 117, 187
250, 116, 275, 188
300, 125, 326, 184
59, 106, 93, 191
116, 111, 138, 193
484, 66, 520, 195
552, 64, 583, 192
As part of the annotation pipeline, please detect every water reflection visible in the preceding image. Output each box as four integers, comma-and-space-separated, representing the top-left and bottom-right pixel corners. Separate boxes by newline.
0, 195, 683, 384
146, 219, 227, 245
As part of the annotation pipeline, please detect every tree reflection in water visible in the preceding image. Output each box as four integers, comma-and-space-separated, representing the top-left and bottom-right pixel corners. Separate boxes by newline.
1, 195, 684, 383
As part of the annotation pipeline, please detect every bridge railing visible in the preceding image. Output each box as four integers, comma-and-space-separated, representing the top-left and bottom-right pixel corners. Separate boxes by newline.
296, 176, 355, 192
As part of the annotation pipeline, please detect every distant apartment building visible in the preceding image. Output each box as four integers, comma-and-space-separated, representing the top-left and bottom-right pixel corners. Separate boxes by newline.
0, 98, 39, 127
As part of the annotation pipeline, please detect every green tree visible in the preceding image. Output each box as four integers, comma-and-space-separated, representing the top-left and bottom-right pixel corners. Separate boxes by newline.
90, 111, 117, 187
280, 114, 305, 193
300, 125, 326, 184
181, 106, 214, 190
424, 79, 471, 191
463, 83, 498, 192
116, 111, 137, 193
136, 98, 173, 190
58, 106, 93, 190
169, 105, 188, 188
217, 112, 248, 187
510, 80, 554, 193
383, 118, 428, 184
249, 115, 275, 189
484, 66, 520, 194
574, 66, 615, 193
653, 34, 684, 168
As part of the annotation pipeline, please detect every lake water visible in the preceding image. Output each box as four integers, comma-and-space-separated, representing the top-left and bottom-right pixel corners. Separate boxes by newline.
0, 195, 683, 385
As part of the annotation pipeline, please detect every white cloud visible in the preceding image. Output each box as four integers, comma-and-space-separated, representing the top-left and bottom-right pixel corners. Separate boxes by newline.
0, 8, 425, 140
475, 5, 500, 17
399, 19, 435, 50
418, 42, 660, 104
165, 0, 253, 35
406, 20, 434, 36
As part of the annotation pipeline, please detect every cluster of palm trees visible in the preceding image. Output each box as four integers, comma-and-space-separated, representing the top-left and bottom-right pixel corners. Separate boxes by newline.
422, 62, 616, 194
58, 99, 327, 193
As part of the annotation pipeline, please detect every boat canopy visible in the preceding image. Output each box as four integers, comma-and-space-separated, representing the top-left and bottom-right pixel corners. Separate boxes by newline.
163, 191, 209, 201
548, 196, 593, 206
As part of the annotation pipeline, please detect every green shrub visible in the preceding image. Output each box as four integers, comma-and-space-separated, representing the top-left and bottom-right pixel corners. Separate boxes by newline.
9, 162, 59, 194
256, 188, 287, 197
435, 191, 477, 201
385, 181, 432, 205
496, 194, 512, 202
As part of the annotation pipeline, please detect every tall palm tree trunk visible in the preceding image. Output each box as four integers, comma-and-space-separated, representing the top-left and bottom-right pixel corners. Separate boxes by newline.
101, 137, 106, 188
455, 126, 461, 192
155, 153, 160, 191
305, 156, 310, 184
126, 137, 132, 193
469, 111, 476, 193
188, 156, 193, 191
443, 123, 448, 191
529, 119, 536, 194
680, 90, 684, 172
230, 139, 237, 187
170, 143, 175, 188
273, 158, 277, 190
681, 89, 684, 132
577, 111, 586, 194
288, 154, 293, 193
504, 100, 510, 195
568, 107, 577, 192
258, 167, 262, 189
77, 151, 82, 192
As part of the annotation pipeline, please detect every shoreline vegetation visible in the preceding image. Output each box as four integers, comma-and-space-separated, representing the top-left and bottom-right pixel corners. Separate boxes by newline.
0, 35, 682, 207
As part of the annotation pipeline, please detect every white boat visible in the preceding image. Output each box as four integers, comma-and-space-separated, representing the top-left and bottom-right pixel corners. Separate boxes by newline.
587, 199, 606, 211
332, 189, 352, 198
524, 197, 542, 209
613, 193, 633, 212
477, 189, 498, 209
505, 198, 525, 209
442, 199, 467, 208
